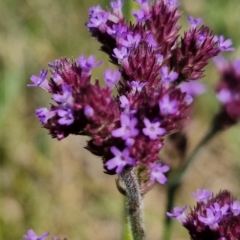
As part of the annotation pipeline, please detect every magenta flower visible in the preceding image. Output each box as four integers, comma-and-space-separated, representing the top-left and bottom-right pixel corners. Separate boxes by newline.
105, 146, 136, 173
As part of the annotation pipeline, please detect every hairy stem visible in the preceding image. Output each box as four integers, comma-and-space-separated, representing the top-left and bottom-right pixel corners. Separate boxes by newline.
120, 168, 145, 240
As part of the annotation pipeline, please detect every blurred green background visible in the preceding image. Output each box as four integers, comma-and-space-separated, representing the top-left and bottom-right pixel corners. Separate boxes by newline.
1, 0, 240, 239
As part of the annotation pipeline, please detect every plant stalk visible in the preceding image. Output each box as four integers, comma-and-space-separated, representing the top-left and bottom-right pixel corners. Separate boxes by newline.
119, 168, 145, 240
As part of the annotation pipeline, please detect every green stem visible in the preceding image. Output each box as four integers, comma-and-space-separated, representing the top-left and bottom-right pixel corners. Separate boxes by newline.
120, 168, 145, 240
162, 125, 220, 240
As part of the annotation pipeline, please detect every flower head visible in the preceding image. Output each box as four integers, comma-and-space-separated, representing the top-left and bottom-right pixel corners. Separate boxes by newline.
29, 0, 225, 184
168, 190, 240, 240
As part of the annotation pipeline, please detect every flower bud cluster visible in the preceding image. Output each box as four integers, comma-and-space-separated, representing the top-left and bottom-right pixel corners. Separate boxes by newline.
213, 56, 240, 128
167, 189, 240, 240
29, 0, 232, 184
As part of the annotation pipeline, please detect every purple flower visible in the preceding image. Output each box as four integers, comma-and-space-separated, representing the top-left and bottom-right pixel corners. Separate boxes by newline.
119, 95, 130, 110
53, 84, 73, 105
198, 208, 221, 229
192, 189, 212, 203
150, 162, 170, 184
119, 33, 141, 48
28, 70, 50, 91
88, 5, 103, 18
130, 81, 146, 93
36, 108, 55, 125
105, 146, 136, 173
159, 94, 178, 115
77, 55, 102, 73
216, 35, 234, 52
156, 54, 164, 65
132, 9, 151, 22
23, 229, 50, 240
142, 118, 166, 140
104, 69, 121, 88
57, 108, 74, 125
146, 34, 157, 48
179, 81, 206, 97
230, 200, 240, 216
112, 113, 139, 140
216, 89, 232, 104
160, 66, 178, 83
167, 0, 180, 8
167, 206, 187, 223
187, 16, 203, 29
52, 72, 63, 85
87, 11, 109, 28
113, 47, 128, 60
84, 105, 94, 118
110, 0, 123, 11
211, 202, 229, 216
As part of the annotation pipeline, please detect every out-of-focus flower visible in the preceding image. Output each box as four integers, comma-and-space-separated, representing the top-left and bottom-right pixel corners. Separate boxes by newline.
213, 56, 240, 128
167, 190, 240, 240
23, 229, 49, 240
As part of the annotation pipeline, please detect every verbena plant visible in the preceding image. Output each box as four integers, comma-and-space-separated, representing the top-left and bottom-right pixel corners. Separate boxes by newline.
24, 0, 240, 239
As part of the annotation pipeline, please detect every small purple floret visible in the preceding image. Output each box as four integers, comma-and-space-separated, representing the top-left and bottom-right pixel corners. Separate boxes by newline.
192, 189, 212, 203
106, 146, 136, 174
187, 16, 203, 29
142, 118, 166, 140
77, 55, 102, 72
159, 94, 178, 115
150, 162, 170, 184
167, 206, 188, 223
23, 229, 50, 240
112, 113, 139, 140
160, 66, 178, 83
36, 108, 55, 125
104, 69, 121, 88
84, 105, 94, 118
216, 35, 234, 52
28, 70, 49, 91
198, 208, 221, 229
57, 108, 74, 125
113, 47, 128, 60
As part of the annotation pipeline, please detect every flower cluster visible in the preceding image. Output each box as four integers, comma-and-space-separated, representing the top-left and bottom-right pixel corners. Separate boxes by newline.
167, 189, 240, 240
213, 56, 240, 128
29, 0, 232, 184
23, 229, 63, 240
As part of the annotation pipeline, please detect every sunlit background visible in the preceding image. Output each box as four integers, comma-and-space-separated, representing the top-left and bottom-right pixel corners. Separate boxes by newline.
1, 0, 240, 239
